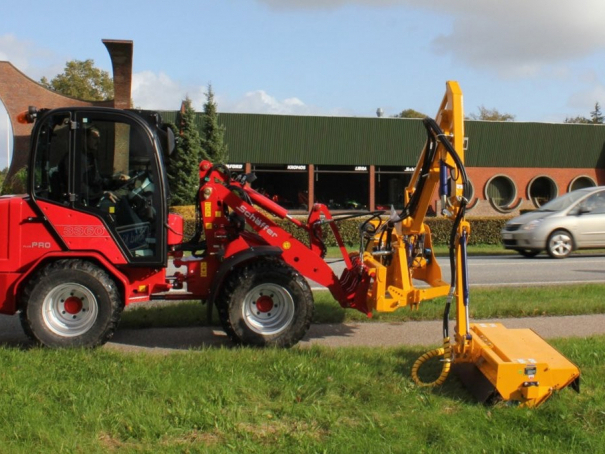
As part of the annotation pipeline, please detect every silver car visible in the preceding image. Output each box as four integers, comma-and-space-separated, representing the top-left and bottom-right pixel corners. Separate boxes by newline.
501, 186, 605, 258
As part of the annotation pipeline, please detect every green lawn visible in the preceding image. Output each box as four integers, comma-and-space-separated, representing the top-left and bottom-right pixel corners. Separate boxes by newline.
120, 283, 605, 329
0, 338, 603, 453
4, 255, 605, 452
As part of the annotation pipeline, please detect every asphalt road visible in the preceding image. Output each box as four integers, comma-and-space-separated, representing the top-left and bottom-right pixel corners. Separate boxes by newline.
320, 253, 605, 289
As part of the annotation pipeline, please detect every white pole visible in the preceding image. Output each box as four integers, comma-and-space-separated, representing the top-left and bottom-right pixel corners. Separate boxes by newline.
6, 112, 9, 169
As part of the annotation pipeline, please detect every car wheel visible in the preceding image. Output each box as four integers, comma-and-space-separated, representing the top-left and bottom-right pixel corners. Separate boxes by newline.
547, 230, 574, 259
517, 249, 541, 258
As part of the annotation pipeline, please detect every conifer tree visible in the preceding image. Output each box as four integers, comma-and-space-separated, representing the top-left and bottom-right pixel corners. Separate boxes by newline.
590, 102, 604, 124
166, 97, 207, 206
200, 84, 228, 164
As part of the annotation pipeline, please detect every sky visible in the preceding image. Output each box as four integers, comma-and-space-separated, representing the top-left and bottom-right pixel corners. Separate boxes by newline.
1, 0, 605, 168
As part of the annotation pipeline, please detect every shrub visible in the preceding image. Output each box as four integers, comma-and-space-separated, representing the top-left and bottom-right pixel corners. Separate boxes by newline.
170, 206, 510, 247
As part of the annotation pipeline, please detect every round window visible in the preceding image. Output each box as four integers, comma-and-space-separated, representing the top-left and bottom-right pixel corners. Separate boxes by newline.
485, 175, 516, 208
569, 176, 596, 192
528, 176, 558, 207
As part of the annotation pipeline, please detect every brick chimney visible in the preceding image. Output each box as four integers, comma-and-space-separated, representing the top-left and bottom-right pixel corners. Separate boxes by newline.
103, 39, 133, 109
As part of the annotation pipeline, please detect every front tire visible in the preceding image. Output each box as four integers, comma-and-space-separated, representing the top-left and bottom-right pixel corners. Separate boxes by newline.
19, 260, 122, 348
517, 249, 541, 258
547, 230, 574, 259
216, 258, 314, 348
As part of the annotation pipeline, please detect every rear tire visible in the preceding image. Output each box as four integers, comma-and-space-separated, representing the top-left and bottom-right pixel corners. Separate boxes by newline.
216, 258, 314, 348
19, 260, 122, 348
547, 230, 574, 259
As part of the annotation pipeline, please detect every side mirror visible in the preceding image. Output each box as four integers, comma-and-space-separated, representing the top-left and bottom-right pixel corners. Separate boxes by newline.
157, 125, 176, 156
579, 205, 593, 215
165, 127, 176, 156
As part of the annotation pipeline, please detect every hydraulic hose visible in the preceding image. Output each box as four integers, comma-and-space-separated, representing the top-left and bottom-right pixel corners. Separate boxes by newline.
410, 116, 468, 388
394, 117, 469, 223
396, 122, 438, 221
411, 337, 452, 387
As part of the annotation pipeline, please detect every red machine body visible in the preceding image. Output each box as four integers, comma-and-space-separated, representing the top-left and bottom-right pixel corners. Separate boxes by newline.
0, 105, 373, 349
167, 161, 371, 314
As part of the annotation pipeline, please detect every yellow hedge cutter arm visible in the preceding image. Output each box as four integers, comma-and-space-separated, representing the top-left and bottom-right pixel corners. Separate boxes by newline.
364, 81, 580, 406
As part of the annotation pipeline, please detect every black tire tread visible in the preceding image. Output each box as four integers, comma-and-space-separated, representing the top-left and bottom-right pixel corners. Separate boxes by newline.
19, 259, 122, 348
216, 258, 313, 348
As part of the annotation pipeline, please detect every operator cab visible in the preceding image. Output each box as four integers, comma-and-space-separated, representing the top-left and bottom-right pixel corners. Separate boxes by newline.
29, 107, 172, 266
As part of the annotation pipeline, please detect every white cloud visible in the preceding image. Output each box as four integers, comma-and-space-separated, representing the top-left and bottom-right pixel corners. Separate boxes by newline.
131, 71, 188, 110
430, 0, 605, 76
225, 90, 322, 115
258, 0, 605, 77
567, 85, 605, 111
0, 33, 63, 81
133, 71, 349, 116
1, 34, 333, 116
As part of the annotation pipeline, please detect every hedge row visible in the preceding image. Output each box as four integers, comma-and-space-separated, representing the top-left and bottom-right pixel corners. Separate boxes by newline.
171, 206, 510, 247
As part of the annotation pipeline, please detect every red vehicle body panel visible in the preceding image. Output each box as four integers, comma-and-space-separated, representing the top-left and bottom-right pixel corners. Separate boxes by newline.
0, 195, 172, 314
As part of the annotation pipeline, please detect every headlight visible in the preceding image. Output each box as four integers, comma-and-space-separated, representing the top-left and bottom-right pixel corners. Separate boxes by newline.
523, 219, 543, 231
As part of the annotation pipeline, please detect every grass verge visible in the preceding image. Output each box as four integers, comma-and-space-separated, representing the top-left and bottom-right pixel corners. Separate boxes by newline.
1, 338, 603, 452
121, 283, 605, 329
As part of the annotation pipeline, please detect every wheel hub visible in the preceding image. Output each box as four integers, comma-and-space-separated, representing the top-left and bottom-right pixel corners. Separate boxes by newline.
63, 296, 83, 314
42, 283, 99, 337
255, 295, 274, 313
242, 283, 295, 335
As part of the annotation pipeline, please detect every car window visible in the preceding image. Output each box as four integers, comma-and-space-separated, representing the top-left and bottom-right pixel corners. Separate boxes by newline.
582, 191, 605, 215
538, 190, 590, 212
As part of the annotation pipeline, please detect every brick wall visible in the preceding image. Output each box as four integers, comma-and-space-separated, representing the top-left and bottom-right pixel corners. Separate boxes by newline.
0, 62, 97, 175
465, 167, 605, 216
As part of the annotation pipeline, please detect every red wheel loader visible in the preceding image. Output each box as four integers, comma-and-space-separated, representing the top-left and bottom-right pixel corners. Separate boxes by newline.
0, 82, 579, 406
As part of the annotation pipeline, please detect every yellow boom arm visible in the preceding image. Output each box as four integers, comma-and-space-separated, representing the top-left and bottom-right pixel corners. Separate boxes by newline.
367, 81, 580, 407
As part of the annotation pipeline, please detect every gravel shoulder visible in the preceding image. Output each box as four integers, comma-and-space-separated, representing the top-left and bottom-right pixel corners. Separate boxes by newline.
2, 313, 604, 353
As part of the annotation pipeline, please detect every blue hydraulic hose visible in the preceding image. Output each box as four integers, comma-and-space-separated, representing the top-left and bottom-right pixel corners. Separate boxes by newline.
439, 160, 448, 198
460, 229, 471, 338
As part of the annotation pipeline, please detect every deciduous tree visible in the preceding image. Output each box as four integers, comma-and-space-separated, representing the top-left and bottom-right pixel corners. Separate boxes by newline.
395, 109, 426, 119
40, 59, 113, 101
564, 102, 605, 124
468, 105, 515, 122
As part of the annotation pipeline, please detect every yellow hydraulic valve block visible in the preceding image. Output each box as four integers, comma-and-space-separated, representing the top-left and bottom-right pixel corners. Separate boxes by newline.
363, 222, 449, 313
